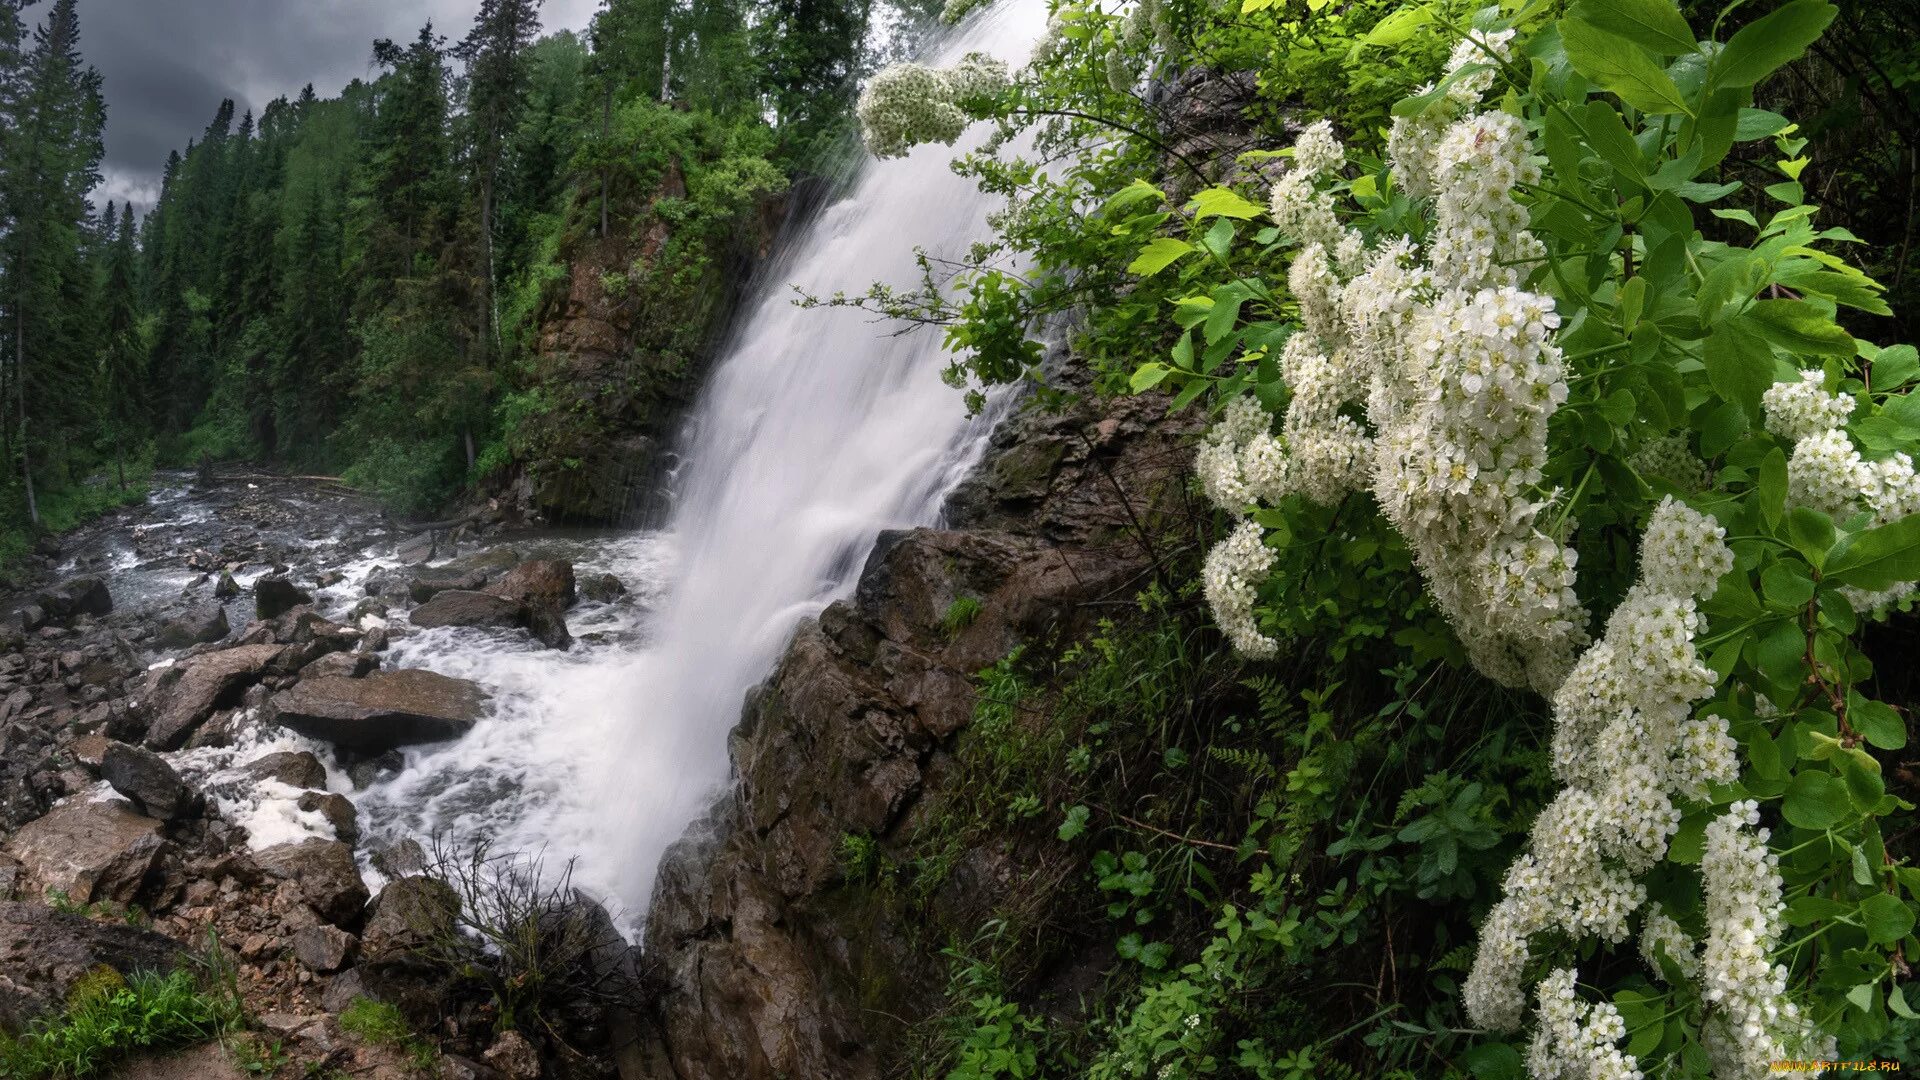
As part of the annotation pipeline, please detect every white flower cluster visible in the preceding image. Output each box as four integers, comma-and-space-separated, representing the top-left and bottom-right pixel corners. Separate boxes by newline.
1388, 27, 1519, 198
1638, 902, 1698, 981
1466, 498, 1736, 1059
1526, 969, 1643, 1080
1699, 802, 1834, 1078
1267, 120, 1352, 253
1202, 520, 1279, 658
1762, 368, 1920, 613
1630, 434, 1711, 491
1120, 0, 1173, 51
856, 53, 1009, 159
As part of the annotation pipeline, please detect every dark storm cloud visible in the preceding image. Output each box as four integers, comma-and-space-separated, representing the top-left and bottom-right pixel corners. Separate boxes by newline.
53, 0, 598, 215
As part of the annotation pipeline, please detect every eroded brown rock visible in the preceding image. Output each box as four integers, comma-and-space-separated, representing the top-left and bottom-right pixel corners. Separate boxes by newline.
264, 669, 489, 752
2, 798, 166, 905
142, 643, 284, 750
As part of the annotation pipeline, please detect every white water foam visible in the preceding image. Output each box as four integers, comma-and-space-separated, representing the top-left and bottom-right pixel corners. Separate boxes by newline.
354, 1, 1047, 925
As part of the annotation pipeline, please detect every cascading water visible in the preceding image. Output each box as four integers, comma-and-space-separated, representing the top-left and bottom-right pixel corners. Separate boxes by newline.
353, 1, 1048, 921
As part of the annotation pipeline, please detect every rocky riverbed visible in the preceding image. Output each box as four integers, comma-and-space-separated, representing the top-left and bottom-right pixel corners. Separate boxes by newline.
0, 469, 662, 1078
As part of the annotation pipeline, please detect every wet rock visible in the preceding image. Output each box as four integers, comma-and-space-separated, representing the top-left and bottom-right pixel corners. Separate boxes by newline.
15, 603, 45, 633
291, 924, 358, 973
142, 643, 284, 750
408, 567, 487, 603
445, 547, 520, 577
253, 838, 369, 926
363, 627, 391, 653
38, 576, 113, 621
101, 742, 200, 821
484, 1030, 542, 1080
0, 901, 182, 1029
243, 750, 328, 791
253, 577, 312, 620
320, 967, 371, 1013
409, 590, 527, 631
265, 669, 489, 752
69, 732, 111, 771
213, 570, 240, 599
395, 533, 437, 566
370, 838, 427, 878
301, 650, 377, 680
346, 751, 404, 790
154, 603, 229, 649
580, 573, 627, 604
2, 799, 165, 905
360, 875, 458, 960
488, 559, 576, 611
297, 790, 358, 843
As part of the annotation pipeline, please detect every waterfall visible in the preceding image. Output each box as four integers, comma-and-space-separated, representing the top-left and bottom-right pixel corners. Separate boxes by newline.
354, 1, 1049, 923
591, 1, 1048, 914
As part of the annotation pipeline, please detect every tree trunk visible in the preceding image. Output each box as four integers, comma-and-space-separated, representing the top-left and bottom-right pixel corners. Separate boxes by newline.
600, 84, 612, 239
115, 443, 125, 491
17, 313, 36, 527
463, 427, 476, 472
480, 171, 495, 365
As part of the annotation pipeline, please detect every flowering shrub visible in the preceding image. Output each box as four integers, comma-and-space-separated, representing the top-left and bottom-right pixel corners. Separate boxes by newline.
854, 0, 1920, 1075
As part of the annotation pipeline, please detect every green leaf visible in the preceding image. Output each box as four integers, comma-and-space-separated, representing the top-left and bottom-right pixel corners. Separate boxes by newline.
1712, 1, 1838, 89
1697, 251, 1766, 323
1761, 562, 1815, 610
1703, 319, 1777, 415
1860, 892, 1916, 945
1127, 237, 1191, 276
1559, 17, 1695, 116
1826, 514, 1920, 591
1188, 187, 1266, 221
1849, 692, 1908, 751
1103, 178, 1167, 216
1786, 507, 1837, 568
1570, 0, 1697, 55
1848, 982, 1878, 1013
1362, 5, 1434, 46
1870, 344, 1920, 390
1130, 363, 1172, 393
1741, 300, 1856, 356
1735, 108, 1792, 141
1781, 770, 1850, 830
1785, 895, 1849, 925
1758, 447, 1788, 528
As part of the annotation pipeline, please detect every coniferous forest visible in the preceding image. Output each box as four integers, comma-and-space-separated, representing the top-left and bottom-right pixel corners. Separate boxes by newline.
0, 0, 935, 557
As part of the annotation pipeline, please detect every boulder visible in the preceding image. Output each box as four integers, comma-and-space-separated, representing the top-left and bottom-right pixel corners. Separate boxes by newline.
39, 577, 113, 621
297, 791, 358, 843
101, 742, 199, 821
321, 967, 372, 1013
291, 925, 358, 974
213, 570, 240, 599
488, 559, 576, 611
265, 669, 489, 753
242, 750, 328, 790
408, 567, 487, 603
153, 604, 228, 649
142, 643, 284, 750
301, 651, 377, 680
409, 590, 527, 631
254, 577, 312, 620
253, 839, 368, 926
360, 875, 459, 961
445, 547, 520, 576
370, 838, 427, 878
0, 901, 182, 1030
484, 1030, 542, 1080
395, 533, 436, 566
68, 733, 111, 771
2, 799, 165, 905
580, 573, 627, 604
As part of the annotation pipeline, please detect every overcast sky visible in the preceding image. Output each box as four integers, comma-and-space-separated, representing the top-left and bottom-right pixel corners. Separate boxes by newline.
47, 0, 601, 215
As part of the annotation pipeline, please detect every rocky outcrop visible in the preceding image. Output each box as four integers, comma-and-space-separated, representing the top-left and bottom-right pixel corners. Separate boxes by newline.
254, 577, 313, 620
638, 375, 1199, 1079
2, 799, 167, 905
0, 901, 183, 1030
264, 669, 489, 752
141, 643, 284, 750
409, 590, 527, 631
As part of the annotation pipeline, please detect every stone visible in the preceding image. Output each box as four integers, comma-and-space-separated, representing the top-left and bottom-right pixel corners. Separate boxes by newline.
445, 547, 520, 576
265, 669, 489, 752
395, 533, 437, 565
297, 790, 359, 843
321, 968, 375, 1014
346, 751, 403, 790
39, 576, 113, 621
16, 603, 46, 633
360, 875, 458, 961
253, 577, 312, 620
142, 643, 284, 750
0, 853, 21, 900
242, 750, 328, 790
487, 559, 576, 610
370, 838, 427, 878
408, 590, 527, 631
2, 799, 165, 905
301, 650, 377, 680
408, 567, 487, 603
213, 571, 240, 599
68, 732, 112, 771
253, 839, 369, 926
580, 573, 627, 604
483, 1030, 542, 1080
0, 901, 181, 1029
291, 925, 357, 973
154, 604, 229, 649
101, 742, 199, 821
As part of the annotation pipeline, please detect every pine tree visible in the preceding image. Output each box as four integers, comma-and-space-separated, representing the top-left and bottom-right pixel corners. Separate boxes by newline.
98, 202, 144, 488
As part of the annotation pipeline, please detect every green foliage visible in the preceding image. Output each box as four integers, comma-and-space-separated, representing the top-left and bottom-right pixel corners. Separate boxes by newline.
943, 595, 984, 637
0, 965, 244, 1079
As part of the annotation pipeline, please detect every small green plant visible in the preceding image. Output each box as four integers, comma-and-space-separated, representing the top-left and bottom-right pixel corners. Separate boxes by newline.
0, 965, 243, 1079
839, 832, 882, 883
942, 595, 983, 637
338, 997, 438, 1074
223, 1033, 288, 1076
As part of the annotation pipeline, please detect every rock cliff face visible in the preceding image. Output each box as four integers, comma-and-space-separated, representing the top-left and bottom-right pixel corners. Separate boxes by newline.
635, 373, 1202, 1079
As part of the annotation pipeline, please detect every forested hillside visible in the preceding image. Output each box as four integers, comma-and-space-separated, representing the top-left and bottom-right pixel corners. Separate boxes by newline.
0, 0, 938, 565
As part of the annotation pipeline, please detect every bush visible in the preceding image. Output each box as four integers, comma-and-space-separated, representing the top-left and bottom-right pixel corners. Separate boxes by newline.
0, 963, 244, 1079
